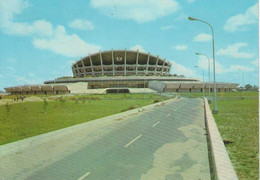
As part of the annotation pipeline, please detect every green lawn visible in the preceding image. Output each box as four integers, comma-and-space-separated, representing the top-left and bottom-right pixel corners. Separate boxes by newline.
0, 93, 169, 145
178, 91, 259, 180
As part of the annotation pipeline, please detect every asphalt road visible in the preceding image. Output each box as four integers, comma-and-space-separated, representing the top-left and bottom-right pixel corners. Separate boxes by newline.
1, 97, 211, 180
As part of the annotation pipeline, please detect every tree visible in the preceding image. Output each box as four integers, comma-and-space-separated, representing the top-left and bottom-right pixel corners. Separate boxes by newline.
245, 84, 252, 90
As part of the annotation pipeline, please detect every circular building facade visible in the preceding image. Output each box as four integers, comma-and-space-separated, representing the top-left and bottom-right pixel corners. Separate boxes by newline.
72, 49, 171, 77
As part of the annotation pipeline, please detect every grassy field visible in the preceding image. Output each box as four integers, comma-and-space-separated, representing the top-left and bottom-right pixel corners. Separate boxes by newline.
179, 91, 259, 180
0, 93, 169, 145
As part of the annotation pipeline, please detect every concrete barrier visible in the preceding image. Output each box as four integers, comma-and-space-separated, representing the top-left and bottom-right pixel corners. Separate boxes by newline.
164, 82, 180, 92
41, 85, 55, 94
30, 86, 42, 94
148, 81, 166, 92
179, 82, 193, 92
191, 82, 205, 93
203, 98, 238, 180
180, 82, 193, 89
21, 86, 32, 94
4, 87, 15, 94
53, 85, 69, 94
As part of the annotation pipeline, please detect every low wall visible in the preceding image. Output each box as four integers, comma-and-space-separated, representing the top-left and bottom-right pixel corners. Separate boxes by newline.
178, 88, 190, 93
191, 89, 202, 93
203, 98, 238, 179
148, 81, 166, 92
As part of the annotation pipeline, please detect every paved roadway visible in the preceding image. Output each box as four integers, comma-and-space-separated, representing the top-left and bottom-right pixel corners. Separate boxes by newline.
1, 97, 211, 180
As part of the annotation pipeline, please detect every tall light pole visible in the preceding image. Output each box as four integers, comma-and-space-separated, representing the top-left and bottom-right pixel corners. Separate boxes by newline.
188, 16, 218, 114
239, 69, 245, 94
195, 52, 211, 101
194, 66, 205, 97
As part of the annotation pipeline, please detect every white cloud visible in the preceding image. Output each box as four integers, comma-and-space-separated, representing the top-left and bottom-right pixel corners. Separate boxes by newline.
0, 1, 53, 37
0, 0, 29, 25
33, 26, 101, 57
175, 13, 188, 21
171, 61, 196, 77
90, 0, 180, 23
4, 20, 53, 37
160, 25, 175, 30
251, 59, 258, 66
229, 65, 254, 72
173, 45, 188, 51
197, 56, 254, 75
13, 75, 43, 85
194, 33, 212, 42
0, 0, 101, 57
224, 3, 258, 32
68, 19, 95, 31
7, 66, 15, 72
130, 45, 146, 52
60, 60, 76, 70
216, 43, 254, 58
197, 57, 211, 70
197, 57, 225, 74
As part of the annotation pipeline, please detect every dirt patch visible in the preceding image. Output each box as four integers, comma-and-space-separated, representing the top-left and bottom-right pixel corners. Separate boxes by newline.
121, 105, 138, 112
0, 96, 44, 106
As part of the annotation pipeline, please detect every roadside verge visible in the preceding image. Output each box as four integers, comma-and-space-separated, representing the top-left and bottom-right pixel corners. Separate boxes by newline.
204, 98, 238, 180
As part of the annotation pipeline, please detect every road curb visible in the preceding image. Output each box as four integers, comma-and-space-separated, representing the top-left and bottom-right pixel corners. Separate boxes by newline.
203, 98, 238, 180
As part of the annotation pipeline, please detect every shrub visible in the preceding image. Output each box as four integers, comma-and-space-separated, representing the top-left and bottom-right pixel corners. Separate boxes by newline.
43, 98, 48, 111
82, 97, 86, 104
154, 99, 160, 103
5, 102, 10, 117
121, 105, 138, 112
59, 97, 66, 107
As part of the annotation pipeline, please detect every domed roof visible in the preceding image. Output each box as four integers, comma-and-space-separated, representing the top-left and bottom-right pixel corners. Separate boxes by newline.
72, 49, 171, 77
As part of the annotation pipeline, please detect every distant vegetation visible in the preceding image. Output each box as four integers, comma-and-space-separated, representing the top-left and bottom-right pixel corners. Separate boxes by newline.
55, 76, 73, 80
237, 84, 259, 92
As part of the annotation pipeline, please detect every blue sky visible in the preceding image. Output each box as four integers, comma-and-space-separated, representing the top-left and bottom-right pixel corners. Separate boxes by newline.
0, 0, 258, 91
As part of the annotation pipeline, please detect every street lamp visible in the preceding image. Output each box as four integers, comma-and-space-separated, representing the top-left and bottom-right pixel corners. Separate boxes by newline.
194, 66, 205, 97
238, 69, 245, 94
195, 52, 211, 101
188, 16, 218, 114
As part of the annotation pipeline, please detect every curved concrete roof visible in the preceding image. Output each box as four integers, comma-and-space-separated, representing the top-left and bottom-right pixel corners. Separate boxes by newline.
21, 86, 32, 92
72, 50, 171, 77
192, 82, 205, 88
53, 85, 69, 91
30, 86, 41, 91
179, 82, 194, 89
4, 87, 15, 92
41, 85, 53, 91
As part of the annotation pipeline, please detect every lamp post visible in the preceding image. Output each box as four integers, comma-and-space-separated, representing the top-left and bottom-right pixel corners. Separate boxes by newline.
188, 16, 218, 114
195, 52, 211, 101
194, 66, 205, 97
239, 69, 245, 94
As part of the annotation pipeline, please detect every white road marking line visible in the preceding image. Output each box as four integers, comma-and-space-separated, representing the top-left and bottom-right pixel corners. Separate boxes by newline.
166, 113, 171, 117
124, 134, 142, 148
152, 121, 160, 127
77, 172, 91, 180
174, 103, 185, 111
